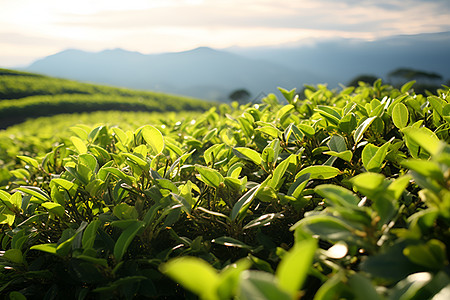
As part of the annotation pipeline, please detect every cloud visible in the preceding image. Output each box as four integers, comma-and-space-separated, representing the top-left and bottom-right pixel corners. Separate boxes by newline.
56, 0, 450, 35
1, 0, 449, 66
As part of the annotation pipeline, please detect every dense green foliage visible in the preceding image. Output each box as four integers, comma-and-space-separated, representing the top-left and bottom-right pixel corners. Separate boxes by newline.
0, 80, 449, 299
0, 69, 212, 128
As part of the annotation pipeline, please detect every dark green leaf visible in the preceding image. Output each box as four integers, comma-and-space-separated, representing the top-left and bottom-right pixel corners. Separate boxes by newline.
315, 184, 360, 208
114, 220, 145, 261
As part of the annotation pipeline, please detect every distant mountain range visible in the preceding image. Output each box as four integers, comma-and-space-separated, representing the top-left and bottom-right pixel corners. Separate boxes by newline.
24, 31, 450, 101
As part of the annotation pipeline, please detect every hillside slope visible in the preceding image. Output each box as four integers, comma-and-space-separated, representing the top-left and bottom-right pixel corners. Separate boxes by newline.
0, 68, 212, 128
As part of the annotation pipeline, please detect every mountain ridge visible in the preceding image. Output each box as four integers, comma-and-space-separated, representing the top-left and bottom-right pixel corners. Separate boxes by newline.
26, 47, 316, 100
24, 31, 450, 100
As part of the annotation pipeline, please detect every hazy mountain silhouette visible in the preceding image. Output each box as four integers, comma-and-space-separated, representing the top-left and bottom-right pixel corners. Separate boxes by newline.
228, 31, 450, 87
25, 47, 318, 101
24, 31, 450, 100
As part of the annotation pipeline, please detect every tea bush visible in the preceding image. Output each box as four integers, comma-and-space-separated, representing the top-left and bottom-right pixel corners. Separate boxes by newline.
0, 80, 449, 299
0, 69, 212, 128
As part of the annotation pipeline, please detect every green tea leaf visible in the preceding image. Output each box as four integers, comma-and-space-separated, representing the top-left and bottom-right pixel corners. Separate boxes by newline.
0, 190, 12, 209
122, 152, 149, 171
70, 136, 87, 154
99, 167, 136, 186
233, 147, 262, 165
348, 273, 382, 300
339, 113, 357, 134
8, 291, 27, 300
140, 125, 165, 155
195, 165, 224, 188
217, 259, 252, 300
231, 184, 261, 222
3, 249, 24, 264
296, 165, 340, 180
278, 87, 297, 102
82, 219, 102, 249
212, 236, 253, 250
161, 257, 220, 300
113, 203, 138, 220
114, 220, 145, 261
238, 271, 292, 300
362, 142, 390, 172
315, 184, 360, 208
269, 155, 292, 189
403, 239, 447, 269
324, 150, 353, 162
51, 178, 78, 192
351, 172, 385, 196
288, 173, 310, 198
297, 124, 315, 137
256, 126, 281, 138
354, 116, 377, 145
401, 160, 444, 183
401, 80, 416, 93
243, 213, 284, 230
328, 134, 347, 152
17, 186, 50, 203
291, 215, 358, 242
10, 192, 22, 209
316, 105, 341, 125
227, 163, 244, 178
17, 155, 39, 169
30, 243, 58, 254
392, 103, 409, 129
276, 239, 317, 296
402, 126, 441, 157
41, 202, 65, 218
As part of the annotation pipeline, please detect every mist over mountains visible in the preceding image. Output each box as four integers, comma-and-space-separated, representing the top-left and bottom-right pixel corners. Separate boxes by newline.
24, 31, 450, 101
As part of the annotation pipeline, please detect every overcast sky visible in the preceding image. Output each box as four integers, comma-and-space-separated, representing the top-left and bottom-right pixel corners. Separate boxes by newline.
1, 0, 449, 67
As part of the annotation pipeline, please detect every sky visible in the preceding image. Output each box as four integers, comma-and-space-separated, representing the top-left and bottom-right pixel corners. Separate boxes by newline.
1, 0, 450, 67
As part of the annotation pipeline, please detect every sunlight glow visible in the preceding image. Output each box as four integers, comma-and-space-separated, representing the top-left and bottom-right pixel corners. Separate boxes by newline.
0, 0, 449, 67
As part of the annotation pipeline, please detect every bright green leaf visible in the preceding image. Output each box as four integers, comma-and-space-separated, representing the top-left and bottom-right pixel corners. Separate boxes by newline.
276, 239, 317, 296
70, 136, 87, 154
296, 165, 340, 180
41, 202, 65, 218
30, 243, 58, 254
392, 103, 409, 129
161, 257, 220, 300
324, 150, 353, 162
233, 147, 262, 165
17, 155, 39, 169
354, 116, 377, 145
195, 165, 224, 188
402, 126, 441, 157
140, 125, 165, 155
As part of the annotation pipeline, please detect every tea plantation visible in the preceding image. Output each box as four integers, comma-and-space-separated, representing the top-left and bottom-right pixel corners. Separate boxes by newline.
0, 68, 211, 128
0, 76, 449, 299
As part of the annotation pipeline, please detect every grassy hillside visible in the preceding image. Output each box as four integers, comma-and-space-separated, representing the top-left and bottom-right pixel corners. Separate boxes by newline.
0, 68, 212, 128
